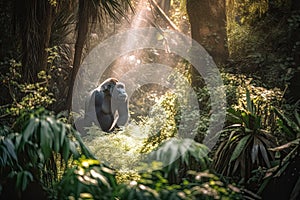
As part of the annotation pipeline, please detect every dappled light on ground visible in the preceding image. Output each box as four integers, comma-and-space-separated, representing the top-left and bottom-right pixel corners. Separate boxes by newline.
82, 124, 148, 171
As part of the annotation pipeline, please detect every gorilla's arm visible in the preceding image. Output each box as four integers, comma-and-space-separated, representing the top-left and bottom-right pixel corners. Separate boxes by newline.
94, 90, 104, 117
84, 90, 97, 120
75, 89, 99, 135
95, 90, 114, 132
116, 100, 129, 126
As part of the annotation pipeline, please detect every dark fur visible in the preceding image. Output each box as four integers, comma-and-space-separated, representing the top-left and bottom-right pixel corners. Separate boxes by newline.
75, 78, 129, 134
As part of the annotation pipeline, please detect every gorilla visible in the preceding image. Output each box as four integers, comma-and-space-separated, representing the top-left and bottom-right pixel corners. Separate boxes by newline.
75, 78, 129, 134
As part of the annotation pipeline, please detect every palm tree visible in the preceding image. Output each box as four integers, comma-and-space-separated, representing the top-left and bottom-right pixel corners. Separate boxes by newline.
12, 0, 130, 104
14, 0, 56, 82
66, 0, 132, 110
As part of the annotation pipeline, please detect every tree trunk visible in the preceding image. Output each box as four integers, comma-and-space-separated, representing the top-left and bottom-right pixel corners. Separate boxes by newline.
17, 0, 54, 82
186, 0, 228, 65
66, 0, 89, 110
286, 0, 300, 103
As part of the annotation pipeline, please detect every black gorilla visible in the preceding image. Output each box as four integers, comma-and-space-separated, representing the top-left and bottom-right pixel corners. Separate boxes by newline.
75, 78, 129, 134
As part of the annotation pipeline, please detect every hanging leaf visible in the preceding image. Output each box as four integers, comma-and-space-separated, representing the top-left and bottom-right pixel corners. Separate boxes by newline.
60, 123, 66, 146
251, 136, 259, 164
23, 118, 38, 142
69, 140, 79, 159
232, 157, 240, 175
258, 139, 271, 168
274, 107, 300, 135
47, 117, 61, 152
40, 120, 52, 160
229, 134, 251, 163
2, 138, 17, 162
62, 139, 70, 162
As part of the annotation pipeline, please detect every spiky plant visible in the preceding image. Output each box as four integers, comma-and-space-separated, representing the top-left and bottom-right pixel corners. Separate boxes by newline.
258, 108, 300, 199
213, 90, 277, 182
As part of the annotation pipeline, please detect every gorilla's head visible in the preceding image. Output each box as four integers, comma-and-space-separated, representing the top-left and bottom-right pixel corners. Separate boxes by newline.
100, 78, 118, 96
113, 82, 128, 102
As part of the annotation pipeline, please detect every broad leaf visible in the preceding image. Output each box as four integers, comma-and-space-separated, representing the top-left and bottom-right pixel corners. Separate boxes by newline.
62, 139, 70, 162
40, 120, 52, 160
274, 108, 300, 136
3, 139, 17, 162
23, 118, 38, 142
229, 134, 251, 163
258, 139, 271, 168
251, 137, 259, 164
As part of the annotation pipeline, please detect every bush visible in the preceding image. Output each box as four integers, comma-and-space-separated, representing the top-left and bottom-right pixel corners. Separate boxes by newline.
213, 90, 277, 182
57, 158, 117, 200
0, 108, 94, 199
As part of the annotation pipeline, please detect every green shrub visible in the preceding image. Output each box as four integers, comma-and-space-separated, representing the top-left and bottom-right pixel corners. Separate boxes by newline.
143, 138, 211, 185
0, 108, 94, 198
117, 169, 242, 200
258, 108, 300, 196
57, 157, 116, 200
0, 59, 55, 118
213, 90, 277, 182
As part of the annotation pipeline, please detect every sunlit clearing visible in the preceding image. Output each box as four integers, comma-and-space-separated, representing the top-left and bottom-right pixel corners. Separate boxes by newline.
81, 91, 180, 172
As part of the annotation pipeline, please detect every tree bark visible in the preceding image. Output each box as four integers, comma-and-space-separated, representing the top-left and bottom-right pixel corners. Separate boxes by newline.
17, 0, 54, 82
186, 0, 228, 65
287, 0, 300, 103
66, 0, 89, 110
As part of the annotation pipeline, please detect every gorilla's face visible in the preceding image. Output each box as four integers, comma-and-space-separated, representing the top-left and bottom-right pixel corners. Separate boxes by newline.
101, 80, 117, 96
113, 82, 128, 102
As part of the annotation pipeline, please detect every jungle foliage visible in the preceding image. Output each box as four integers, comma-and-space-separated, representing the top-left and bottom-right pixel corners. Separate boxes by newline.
0, 0, 300, 199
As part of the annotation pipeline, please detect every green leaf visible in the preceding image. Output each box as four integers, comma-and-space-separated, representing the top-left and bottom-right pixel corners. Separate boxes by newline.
232, 157, 240, 174
40, 120, 52, 160
47, 117, 61, 152
295, 110, 300, 127
23, 118, 38, 142
3, 139, 17, 162
53, 131, 60, 153
13, 130, 20, 145
229, 134, 251, 163
258, 139, 271, 168
254, 115, 262, 130
246, 89, 253, 113
16, 171, 33, 191
21, 172, 27, 191
62, 140, 70, 162
274, 108, 300, 136
241, 112, 250, 128
289, 175, 300, 200
16, 171, 22, 190
227, 108, 242, 124
251, 137, 259, 164
69, 141, 79, 159
60, 124, 66, 146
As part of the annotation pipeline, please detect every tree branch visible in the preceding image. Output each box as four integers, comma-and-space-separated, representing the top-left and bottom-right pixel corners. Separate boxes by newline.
149, 0, 179, 31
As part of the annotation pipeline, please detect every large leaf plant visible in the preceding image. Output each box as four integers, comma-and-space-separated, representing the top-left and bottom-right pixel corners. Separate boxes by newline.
0, 108, 95, 199
213, 90, 277, 182
147, 138, 211, 184
258, 108, 300, 199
